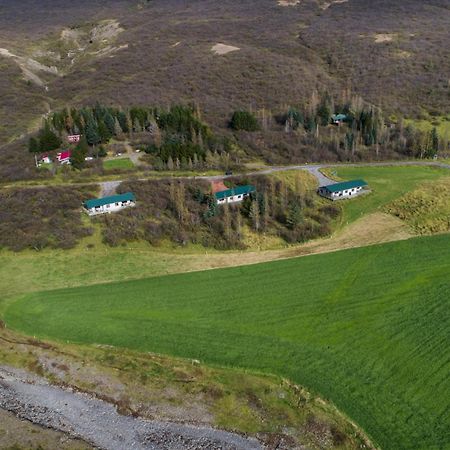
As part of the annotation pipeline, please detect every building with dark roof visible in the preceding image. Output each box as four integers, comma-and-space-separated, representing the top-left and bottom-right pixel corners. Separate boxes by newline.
83, 192, 136, 215
318, 180, 368, 200
214, 185, 255, 205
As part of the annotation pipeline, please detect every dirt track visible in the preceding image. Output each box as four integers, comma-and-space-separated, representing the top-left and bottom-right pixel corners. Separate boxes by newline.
0, 365, 263, 450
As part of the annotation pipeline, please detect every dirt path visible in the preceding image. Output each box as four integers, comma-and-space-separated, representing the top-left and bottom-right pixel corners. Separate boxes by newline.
0, 365, 263, 450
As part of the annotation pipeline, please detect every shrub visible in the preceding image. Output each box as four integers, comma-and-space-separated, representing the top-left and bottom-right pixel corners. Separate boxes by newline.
230, 111, 259, 131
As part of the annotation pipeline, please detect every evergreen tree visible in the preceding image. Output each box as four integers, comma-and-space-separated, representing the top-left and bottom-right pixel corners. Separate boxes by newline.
104, 111, 116, 136
85, 119, 101, 146
230, 111, 259, 131
428, 127, 439, 158
117, 111, 129, 133
28, 137, 40, 153
286, 201, 303, 230
70, 136, 89, 169
38, 122, 62, 151
98, 120, 112, 143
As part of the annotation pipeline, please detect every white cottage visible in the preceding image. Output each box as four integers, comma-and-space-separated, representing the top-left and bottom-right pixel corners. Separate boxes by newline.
215, 185, 256, 205
318, 179, 368, 201
83, 192, 136, 216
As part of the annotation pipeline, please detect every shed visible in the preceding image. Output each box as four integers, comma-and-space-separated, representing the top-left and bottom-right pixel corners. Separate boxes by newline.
83, 192, 136, 215
331, 114, 348, 125
318, 179, 368, 200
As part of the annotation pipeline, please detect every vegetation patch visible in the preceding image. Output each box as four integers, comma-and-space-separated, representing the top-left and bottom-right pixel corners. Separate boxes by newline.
0, 185, 96, 251
5, 234, 450, 450
103, 157, 134, 170
100, 172, 338, 249
0, 326, 370, 449
321, 165, 449, 225
385, 177, 450, 234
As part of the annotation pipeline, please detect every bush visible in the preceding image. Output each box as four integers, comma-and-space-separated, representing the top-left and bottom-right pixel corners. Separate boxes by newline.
230, 111, 260, 131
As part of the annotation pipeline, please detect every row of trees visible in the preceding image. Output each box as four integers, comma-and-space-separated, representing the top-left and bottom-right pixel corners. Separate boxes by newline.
29, 103, 236, 171
233, 91, 447, 160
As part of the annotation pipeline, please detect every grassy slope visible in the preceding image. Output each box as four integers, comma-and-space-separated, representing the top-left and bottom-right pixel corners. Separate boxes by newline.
323, 165, 449, 225
5, 234, 450, 450
405, 116, 450, 139
0, 166, 445, 305
0, 326, 370, 449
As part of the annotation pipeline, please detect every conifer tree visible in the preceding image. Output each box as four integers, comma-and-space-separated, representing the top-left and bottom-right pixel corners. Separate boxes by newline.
286, 201, 303, 230
104, 111, 115, 136
38, 122, 62, 151
28, 137, 40, 153
70, 136, 89, 169
85, 119, 101, 146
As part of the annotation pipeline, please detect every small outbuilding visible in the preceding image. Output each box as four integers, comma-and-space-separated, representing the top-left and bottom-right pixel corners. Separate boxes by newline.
318, 179, 368, 201
331, 114, 348, 125
83, 192, 136, 216
57, 150, 72, 165
215, 185, 255, 205
38, 154, 51, 165
67, 134, 81, 143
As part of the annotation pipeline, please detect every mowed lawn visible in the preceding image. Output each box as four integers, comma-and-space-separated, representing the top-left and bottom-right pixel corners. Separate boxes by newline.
5, 234, 450, 450
327, 165, 449, 225
103, 157, 135, 170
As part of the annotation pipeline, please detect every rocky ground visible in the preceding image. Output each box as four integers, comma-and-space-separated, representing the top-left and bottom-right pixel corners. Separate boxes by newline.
0, 365, 263, 450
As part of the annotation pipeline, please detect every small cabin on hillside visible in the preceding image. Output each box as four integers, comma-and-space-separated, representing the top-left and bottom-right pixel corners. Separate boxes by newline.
38, 154, 51, 165
318, 179, 368, 201
215, 185, 255, 205
331, 114, 348, 125
67, 134, 81, 143
83, 192, 136, 216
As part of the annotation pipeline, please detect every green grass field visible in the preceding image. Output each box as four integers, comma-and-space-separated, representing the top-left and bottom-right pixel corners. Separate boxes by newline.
103, 157, 135, 170
5, 234, 450, 450
324, 165, 450, 225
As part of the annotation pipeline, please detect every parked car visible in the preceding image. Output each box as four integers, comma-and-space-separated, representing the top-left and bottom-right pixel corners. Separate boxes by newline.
225, 170, 233, 176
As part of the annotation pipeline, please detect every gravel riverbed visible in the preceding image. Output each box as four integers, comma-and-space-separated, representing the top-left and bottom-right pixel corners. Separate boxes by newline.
0, 366, 263, 450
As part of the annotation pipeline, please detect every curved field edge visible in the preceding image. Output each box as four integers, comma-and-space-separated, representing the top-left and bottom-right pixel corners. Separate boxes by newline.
0, 327, 373, 450
4, 234, 450, 450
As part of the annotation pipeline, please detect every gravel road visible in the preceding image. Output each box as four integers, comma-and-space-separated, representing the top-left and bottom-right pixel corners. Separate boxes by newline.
3, 160, 449, 196
97, 160, 450, 195
0, 366, 263, 450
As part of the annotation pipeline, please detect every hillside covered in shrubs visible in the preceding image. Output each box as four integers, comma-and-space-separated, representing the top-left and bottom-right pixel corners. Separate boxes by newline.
101, 174, 340, 250
1, 0, 449, 181
0, 186, 95, 251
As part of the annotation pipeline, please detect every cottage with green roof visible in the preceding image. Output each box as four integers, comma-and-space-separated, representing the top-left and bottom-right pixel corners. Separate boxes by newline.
331, 113, 348, 125
318, 180, 368, 200
215, 185, 255, 205
83, 192, 136, 216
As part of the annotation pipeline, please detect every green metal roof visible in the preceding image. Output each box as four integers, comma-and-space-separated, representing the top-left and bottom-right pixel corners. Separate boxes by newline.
321, 179, 367, 193
84, 192, 135, 209
331, 114, 348, 121
215, 185, 255, 200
